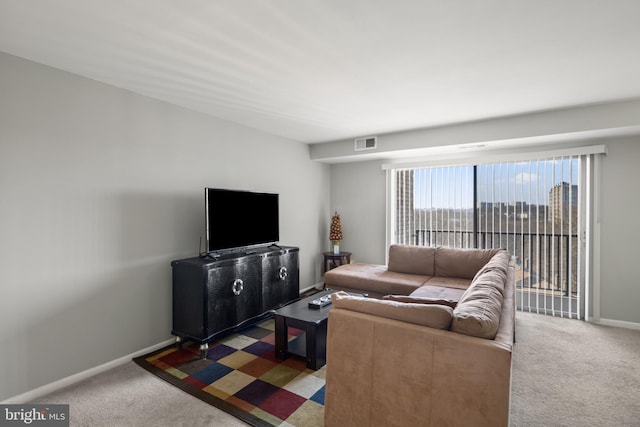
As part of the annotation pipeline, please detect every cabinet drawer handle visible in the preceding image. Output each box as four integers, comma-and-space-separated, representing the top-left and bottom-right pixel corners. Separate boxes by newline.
278, 267, 288, 280
232, 279, 244, 296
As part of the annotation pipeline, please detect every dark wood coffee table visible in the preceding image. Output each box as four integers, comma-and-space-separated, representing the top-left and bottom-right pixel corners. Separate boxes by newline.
274, 289, 336, 370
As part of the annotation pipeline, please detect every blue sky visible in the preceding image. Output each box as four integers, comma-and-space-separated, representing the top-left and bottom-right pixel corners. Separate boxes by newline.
413, 158, 579, 209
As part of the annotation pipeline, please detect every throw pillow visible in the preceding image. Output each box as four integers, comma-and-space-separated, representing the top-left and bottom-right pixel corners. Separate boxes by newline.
382, 294, 457, 308
451, 283, 503, 339
471, 250, 511, 283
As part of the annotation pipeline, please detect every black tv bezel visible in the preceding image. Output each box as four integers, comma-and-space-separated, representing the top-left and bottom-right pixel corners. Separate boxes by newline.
205, 188, 279, 254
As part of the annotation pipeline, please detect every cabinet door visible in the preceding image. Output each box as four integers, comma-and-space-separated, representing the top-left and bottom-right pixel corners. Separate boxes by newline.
206, 259, 262, 338
232, 259, 262, 325
262, 251, 300, 311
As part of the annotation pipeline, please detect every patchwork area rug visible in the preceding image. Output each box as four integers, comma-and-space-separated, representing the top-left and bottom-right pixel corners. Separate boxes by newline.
134, 319, 325, 427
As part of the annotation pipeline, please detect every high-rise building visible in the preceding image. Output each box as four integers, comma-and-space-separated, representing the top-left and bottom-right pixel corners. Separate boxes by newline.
395, 169, 414, 244
549, 182, 578, 220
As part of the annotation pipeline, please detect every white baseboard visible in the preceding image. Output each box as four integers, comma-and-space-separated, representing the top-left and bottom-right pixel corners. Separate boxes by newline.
2, 338, 175, 404
594, 318, 640, 331
4, 286, 327, 404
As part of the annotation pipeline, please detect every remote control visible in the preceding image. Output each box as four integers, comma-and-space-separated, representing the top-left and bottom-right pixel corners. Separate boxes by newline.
309, 295, 332, 309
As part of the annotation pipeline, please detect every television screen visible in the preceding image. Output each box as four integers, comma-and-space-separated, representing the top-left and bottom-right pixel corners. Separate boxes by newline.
206, 188, 279, 252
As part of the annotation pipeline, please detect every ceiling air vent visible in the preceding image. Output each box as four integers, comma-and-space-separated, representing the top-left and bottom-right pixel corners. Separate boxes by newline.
354, 136, 377, 151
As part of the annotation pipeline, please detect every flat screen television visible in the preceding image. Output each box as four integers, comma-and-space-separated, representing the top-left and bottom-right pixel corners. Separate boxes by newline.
205, 188, 279, 252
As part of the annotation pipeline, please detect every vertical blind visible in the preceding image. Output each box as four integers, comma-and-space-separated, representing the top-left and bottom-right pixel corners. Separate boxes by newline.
393, 156, 584, 319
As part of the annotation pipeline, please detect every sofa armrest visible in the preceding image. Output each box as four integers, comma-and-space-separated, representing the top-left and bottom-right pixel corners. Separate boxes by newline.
325, 308, 512, 427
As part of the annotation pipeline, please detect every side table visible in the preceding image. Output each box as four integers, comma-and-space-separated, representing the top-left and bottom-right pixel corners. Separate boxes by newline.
323, 252, 352, 273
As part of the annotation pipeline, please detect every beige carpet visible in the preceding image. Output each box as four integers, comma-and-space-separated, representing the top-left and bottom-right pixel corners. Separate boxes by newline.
510, 311, 640, 426
32, 311, 640, 426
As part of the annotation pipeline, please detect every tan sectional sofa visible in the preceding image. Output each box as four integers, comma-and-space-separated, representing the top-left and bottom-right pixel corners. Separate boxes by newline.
323, 245, 516, 427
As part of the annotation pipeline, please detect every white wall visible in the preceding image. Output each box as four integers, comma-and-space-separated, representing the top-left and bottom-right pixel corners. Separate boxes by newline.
330, 161, 387, 264
0, 52, 330, 401
599, 140, 640, 324
311, 99, 640, 162
330, 139, 640, 325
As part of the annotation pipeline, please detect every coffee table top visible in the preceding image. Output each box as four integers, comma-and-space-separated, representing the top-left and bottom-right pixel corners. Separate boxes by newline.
274, 289, 336, 325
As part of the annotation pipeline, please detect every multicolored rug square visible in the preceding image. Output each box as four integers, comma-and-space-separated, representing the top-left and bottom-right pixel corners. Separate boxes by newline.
134, 319, 325, 427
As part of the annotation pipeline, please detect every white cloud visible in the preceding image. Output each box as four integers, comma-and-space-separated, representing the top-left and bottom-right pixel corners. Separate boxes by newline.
514, 172, 537, 184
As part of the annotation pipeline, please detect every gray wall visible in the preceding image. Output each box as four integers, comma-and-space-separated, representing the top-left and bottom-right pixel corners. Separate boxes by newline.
2, 49, 638, 401
0, 52, 330, 401
599, 140, 640, 324
312, 99, 640, 162
330, 139, 640, 325
330, 160, 387, 263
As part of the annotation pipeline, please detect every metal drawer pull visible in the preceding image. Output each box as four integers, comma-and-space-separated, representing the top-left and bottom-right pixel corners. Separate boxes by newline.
232, 278, 244, 296
278, 267, 288, 280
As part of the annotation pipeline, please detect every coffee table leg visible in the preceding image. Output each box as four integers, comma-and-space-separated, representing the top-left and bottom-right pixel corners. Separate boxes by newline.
306, 320, 328, 370
275, 315, 287, 360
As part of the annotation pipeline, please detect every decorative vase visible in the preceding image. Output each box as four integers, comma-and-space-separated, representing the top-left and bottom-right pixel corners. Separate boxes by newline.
332, 240, 341, 255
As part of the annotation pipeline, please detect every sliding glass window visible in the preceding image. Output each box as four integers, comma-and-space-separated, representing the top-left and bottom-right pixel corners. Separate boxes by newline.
391, 156, 584, 319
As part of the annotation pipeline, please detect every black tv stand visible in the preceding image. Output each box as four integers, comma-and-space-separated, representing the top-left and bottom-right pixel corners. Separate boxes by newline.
171, 246, 299, 358
198, 252, 219, 260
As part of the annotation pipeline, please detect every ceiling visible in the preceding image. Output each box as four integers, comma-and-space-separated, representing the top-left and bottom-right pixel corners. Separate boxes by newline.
2, 1, 640, 144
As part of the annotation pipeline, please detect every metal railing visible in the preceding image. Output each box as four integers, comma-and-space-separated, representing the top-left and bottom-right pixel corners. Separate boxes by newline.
415, 229, 579, 297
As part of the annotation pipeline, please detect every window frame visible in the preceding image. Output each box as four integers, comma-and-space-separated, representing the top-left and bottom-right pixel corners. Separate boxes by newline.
384, 144, 606, 320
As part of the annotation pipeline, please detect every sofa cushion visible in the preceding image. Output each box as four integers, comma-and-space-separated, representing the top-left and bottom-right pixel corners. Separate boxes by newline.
472, 250, 511, 282
449, 251, 509, 339
332, 291, 453, 329
323, 263, 426, 296
382, 294, 457, 308
451, 283, 503, 339
409, 285, 466, 302
449, 254, 509, 340
322, 263, 385, 289
435, 247, 501, 279
423, 276, 472, 290
471, 267, 507, 296
387, 244, 436, 276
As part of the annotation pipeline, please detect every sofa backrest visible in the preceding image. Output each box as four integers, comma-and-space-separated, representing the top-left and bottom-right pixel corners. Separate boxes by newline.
435, 247, 501, 279
332, 291, 453, 329
387, 244, 435, 276
450, 250, 511, 339
388, 245, 505, 279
